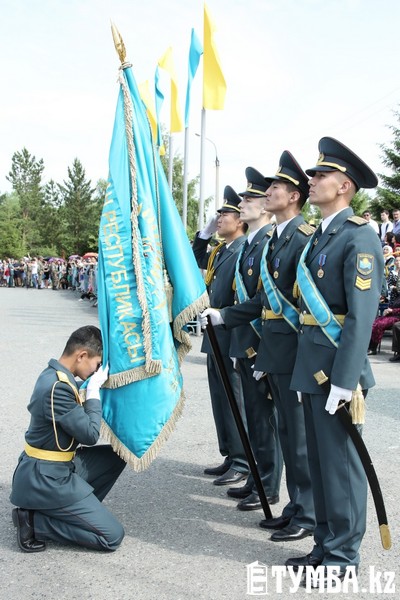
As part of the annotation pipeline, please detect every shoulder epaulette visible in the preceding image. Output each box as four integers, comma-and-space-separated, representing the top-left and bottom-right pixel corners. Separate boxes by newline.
267, 229, 274, 238
347, 216, 367, 226
297, 223, 315, 236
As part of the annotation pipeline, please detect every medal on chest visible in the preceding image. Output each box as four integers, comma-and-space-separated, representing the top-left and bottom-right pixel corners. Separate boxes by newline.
247, 257, 255, 276
317, 254, 327, 278
273, 257, 280, 279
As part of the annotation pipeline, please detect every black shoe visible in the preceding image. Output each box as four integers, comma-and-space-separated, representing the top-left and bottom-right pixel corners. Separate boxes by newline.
271, 524, 313, 542
237, 493, 280, 511
204, 458, 232, 476
367, 349, 377, 355
259, 515, 291, 530
227, 483, 253, 499
237, 493, 262, 511
389, 353, 400, 362
213, 467, 248, 486
285, 553, 322, 571
12, 508, 46, 553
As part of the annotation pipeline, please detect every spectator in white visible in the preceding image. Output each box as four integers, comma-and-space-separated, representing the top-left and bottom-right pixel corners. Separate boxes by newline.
362, 210, 379, 234
379, 209, 393, 245
392, 208, 400, 237
31, 258, 39, 289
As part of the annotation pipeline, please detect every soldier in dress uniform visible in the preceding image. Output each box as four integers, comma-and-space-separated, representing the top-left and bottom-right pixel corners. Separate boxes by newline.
192, 188, 249, 485
203, 152, 316, 541
286, 138, 384, 581
224, 167, 283, 511
10, 326, 126, 552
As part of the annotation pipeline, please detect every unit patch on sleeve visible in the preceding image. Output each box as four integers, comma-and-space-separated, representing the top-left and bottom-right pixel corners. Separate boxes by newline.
356, 253, 374, 276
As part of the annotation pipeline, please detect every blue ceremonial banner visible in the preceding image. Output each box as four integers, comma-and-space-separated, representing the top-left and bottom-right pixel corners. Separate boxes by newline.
97, 57, 208, 470
185, 28, 203, 128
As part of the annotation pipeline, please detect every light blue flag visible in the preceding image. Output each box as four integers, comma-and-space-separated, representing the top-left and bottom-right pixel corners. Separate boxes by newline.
185, 28, 203, 128
154, 66, 164, 148
97, 63, 208, 470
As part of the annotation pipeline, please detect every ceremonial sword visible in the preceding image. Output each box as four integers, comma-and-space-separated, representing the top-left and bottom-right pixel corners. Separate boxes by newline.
206, 320, 273, 519
314, 370, 391, 550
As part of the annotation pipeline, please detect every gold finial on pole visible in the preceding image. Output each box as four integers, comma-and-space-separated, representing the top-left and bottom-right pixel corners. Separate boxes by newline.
111, 22, 126, 64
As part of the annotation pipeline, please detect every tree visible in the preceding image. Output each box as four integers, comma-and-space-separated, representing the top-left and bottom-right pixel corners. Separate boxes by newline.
350, 189, 372, 216
37, 180, 65, 256
58, 159, 98, 255
6, 148, 45, 253
0, 192, 24, 258
371, 108, 400, 218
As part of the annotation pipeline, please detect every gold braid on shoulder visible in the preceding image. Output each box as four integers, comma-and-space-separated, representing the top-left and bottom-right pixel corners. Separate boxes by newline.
205, 242, 225, 286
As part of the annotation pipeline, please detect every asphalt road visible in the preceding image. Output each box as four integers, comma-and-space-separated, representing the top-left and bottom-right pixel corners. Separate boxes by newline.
0, 288, 398, 599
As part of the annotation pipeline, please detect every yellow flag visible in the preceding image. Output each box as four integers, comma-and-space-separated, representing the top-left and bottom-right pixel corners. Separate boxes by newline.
158, 47, 184, 133
203, 3, 227, 110
138, 81, 157, 143
138, 81, 166, 156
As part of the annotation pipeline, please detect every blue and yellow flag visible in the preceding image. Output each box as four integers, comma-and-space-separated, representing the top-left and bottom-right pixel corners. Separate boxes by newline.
97, 37, 208, 470
185, 28, 203, 128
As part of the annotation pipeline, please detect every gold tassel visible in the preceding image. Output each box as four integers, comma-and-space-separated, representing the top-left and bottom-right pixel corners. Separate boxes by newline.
205, 242, 224, 286
349, 384, 365, 425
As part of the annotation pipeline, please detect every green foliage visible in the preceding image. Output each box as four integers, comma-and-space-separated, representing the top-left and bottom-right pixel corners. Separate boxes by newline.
6, 148, 45, 253
0, 150, 104, 259
0, 192, 25, 258
58, 159, 99, 256
301, 202, 321, 225
373, 108, 400, 218
350, 189, 372, 216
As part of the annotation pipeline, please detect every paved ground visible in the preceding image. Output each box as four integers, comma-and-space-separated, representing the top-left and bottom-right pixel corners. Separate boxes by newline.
0, 288, 398, 599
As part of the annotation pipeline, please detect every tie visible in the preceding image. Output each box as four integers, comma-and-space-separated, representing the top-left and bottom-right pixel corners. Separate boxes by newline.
270, 229, 278, 248
216, 244, 226, 263
312, 224, 322, 247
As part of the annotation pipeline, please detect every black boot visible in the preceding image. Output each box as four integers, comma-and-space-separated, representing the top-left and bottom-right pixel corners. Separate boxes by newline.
12, 508, 46, 553
367, 342, 378, 355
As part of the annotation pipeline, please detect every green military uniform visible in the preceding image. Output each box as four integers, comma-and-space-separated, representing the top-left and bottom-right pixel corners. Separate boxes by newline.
290, 138, 384, 573
222, 153, 315, 532
228, 167, 283, 506
10, 358, 126, 551
192, 188, 248, 476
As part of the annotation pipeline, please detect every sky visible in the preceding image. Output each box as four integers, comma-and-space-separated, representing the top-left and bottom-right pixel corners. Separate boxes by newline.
1, 0, 400, 212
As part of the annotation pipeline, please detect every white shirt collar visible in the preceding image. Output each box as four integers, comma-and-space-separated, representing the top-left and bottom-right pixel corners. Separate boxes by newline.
276, 217, 296, 238
321, 208, 348, 233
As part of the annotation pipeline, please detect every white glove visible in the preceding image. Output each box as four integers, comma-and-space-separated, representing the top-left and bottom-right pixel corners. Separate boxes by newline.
325, 384, 352, 415
297, 392, 302, 404
253, 370, 265, 381
86, 364, 109, 400
199, 214, 219, 239
200, 308, 224, 328
230, 357, 238, 370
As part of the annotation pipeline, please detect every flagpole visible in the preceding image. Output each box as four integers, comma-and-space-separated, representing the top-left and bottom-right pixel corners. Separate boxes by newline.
182, 127, 189, 228
198, 107, 206, 229
168, 134, 174, 189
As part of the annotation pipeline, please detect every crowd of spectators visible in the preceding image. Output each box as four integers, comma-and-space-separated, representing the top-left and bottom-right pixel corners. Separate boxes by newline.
0, 256, 98, 306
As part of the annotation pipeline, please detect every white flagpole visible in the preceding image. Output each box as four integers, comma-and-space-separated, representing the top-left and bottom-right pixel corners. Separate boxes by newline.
182, 127, 189, 228
168, 133, 173, 189
198, 108, 206, 229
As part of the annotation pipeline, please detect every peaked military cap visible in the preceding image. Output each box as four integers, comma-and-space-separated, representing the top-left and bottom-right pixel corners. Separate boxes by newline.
264, 150, 309, 198
239, 167, 269, 197
305, 137, 378, 190
217, 185, 241, 213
